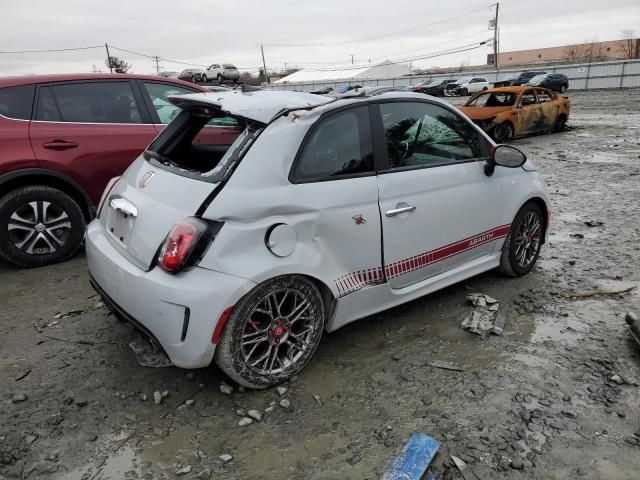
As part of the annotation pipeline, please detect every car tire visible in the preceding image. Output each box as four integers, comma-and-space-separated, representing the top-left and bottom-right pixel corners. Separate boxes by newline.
215, 275, 325, 389
202, 74, 208, 83
553, 114, 567, 132
461, 87, 468, 96
499, 202, 544, 277
492, 122, 514, 143
191, 75, 197, 84
482, 86, 488, 91
560, 85, 567, 93
0, 186, 86, 268
217, 74, 223, 84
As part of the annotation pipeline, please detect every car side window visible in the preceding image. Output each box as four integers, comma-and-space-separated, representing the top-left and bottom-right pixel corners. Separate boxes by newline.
35, 87, 61, 121
537, 90, 553, 103
380, 102, 485, 169
520, 90, 537, 106
0, 85, 35, 120
293, 106, 374, 182
49, 82, 142, 124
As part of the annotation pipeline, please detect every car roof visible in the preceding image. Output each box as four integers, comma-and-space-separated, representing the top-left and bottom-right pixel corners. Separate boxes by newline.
0, 73, 205, 89
170, 90, 459, 124
169, 90, 333, 124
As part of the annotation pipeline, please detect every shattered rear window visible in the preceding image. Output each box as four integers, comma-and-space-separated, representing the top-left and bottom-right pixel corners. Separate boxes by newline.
144, 110, 261, 183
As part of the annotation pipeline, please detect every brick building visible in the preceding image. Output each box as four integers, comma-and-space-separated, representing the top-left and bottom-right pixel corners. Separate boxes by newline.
487, 38, 639, 66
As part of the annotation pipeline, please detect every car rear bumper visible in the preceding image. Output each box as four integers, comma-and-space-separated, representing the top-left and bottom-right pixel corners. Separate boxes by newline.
85, 219, 255, 368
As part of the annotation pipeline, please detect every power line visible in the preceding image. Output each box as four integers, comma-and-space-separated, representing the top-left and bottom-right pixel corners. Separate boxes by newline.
264, 3, 497, 47
0, 45, 103, 54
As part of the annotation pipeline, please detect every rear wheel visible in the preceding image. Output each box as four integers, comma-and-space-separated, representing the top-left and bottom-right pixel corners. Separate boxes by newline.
553, 114, 567, 132
0, 186, 85, 267
215, 275, 325, 388
493, 122, 514, 143
499, 202, 544, 277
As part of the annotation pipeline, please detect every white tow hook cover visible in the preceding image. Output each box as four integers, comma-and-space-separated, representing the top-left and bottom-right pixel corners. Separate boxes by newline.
266, 224, 296, 257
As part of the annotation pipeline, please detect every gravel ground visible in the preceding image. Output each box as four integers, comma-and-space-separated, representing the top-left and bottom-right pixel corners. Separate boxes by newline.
1, 89, 640, 480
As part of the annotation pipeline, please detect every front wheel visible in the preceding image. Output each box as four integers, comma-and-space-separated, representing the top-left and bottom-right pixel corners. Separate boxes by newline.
0, 186, 85, 267
460, 87, 468, 96
560, 85, 567, 93
215, 275, 325, 388
499, 202, 544, 277
217, 74, 223, 84
201, 74, 208, 83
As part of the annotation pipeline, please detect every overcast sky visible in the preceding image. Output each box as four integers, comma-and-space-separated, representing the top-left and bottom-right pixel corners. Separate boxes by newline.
2, 0, 639, 76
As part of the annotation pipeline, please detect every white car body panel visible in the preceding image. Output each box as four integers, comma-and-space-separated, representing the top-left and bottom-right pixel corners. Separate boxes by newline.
86, 90, 550, 368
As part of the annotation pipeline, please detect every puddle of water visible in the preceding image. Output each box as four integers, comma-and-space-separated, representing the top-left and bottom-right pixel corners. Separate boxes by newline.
57, 445, 136, 480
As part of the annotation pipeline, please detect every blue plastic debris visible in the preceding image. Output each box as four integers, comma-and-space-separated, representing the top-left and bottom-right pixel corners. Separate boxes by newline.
381, 433, 440, 480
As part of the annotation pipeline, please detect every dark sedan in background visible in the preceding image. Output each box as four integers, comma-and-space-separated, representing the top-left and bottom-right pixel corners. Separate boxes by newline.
178, 68, 208, 84
524, 73, 569, 93
412, 79, 457, 96
494, 70, 546, 87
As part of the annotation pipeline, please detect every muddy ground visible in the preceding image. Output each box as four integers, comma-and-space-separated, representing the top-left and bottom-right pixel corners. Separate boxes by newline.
1, 89, 640, 480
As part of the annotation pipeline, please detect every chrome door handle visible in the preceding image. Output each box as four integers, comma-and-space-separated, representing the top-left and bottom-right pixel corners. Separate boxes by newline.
109, 198, 137, 218
385, 205, 416, 217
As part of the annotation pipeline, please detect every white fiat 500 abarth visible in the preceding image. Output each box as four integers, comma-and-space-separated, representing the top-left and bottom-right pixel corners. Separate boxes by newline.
86, 89, 550, 388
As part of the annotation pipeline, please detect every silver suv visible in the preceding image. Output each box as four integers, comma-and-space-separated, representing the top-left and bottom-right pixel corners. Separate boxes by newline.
206, 63, 240, 83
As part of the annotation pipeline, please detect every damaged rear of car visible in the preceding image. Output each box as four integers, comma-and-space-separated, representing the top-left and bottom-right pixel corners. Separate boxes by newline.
86, 90, 328, 370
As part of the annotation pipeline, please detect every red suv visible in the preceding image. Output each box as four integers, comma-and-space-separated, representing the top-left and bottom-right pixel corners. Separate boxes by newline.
0, 73, 241, 267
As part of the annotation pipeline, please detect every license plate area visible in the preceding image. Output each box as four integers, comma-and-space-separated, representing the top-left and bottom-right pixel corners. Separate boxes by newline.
105, 206, 136, 245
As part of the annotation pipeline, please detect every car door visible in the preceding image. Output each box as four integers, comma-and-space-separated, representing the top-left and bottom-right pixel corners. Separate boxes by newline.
29, 80, 158, 204
535, 88, 559, 130
515, 89, 543, 136
374, 100, 506, 289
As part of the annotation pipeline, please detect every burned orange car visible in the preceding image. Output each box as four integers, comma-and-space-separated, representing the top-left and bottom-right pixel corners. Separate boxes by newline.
459, 86, 570, 143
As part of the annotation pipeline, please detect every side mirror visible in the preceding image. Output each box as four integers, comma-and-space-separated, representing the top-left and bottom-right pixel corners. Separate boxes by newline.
485, 145, 527, 176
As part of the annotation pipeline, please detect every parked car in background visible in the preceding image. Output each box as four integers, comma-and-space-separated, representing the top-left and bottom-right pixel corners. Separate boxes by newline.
86, 89, 550, 388
493, 70, 546, 88
160, 71, 179, 79
413, 79, 457, 96
446, 77, 490, 96
459, 86, 570, 142
0, 73, 242, 267
178, 69, 208, 84
524, 73, 569, 93
206, 64, 240, 83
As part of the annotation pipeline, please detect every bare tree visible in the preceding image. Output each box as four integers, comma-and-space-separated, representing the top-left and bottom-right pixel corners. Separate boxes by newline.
105, 56, 131, 74
619, 30, 637, 59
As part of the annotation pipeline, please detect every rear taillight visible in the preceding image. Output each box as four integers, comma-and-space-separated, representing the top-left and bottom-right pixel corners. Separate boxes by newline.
97, 176, 121, 217
157, 218, 210, 274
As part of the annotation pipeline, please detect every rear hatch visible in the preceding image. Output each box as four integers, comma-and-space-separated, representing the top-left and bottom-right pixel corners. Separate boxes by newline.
99, 90, 328, 270
99, 159, 221, 270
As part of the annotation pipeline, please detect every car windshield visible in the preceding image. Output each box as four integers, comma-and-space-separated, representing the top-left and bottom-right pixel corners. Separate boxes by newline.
528, 74, 547, 83
455, 77, 471, 84
466, 92, 517, 107
144, 109, 259, 183
223, 64, 236, 69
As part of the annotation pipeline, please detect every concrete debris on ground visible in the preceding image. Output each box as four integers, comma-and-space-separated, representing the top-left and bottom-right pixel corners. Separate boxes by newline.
53, 309, 84, 319
220, 382, 233, 395
461, 293, 505, 336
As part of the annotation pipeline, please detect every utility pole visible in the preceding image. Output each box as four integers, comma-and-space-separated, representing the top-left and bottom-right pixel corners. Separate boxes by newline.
350, 54, 354, 65
493, 2, 500, 72
105, 43, 113, 73
261, 44, 269, 84
154, 56, 160, 75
